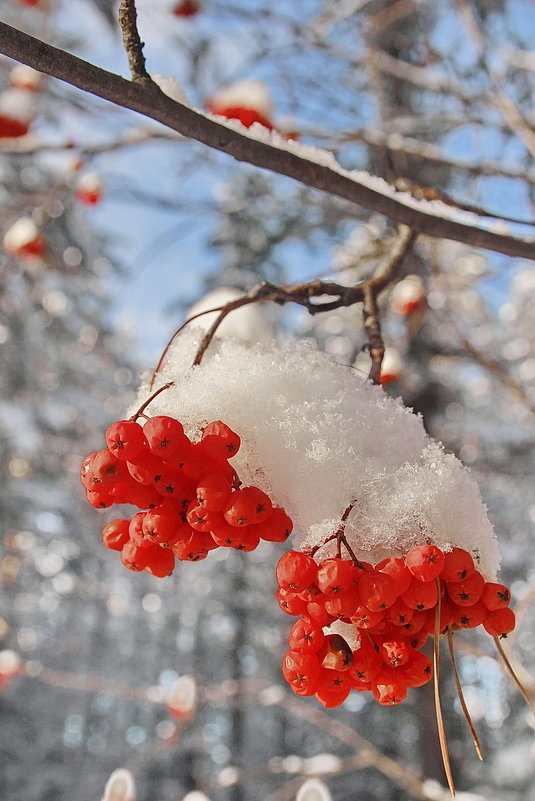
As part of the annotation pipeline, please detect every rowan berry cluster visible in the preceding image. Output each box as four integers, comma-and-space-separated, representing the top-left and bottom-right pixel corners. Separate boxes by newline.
81, 416, 292, 577
277, 545, 515, 708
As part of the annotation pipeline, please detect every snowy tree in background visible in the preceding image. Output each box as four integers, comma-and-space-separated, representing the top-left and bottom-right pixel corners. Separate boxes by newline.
0, 1, 535, 801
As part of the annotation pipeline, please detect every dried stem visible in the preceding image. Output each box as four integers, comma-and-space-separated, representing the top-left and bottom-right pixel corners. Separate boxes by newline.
446, 630, 483, 760
118, 0, 152, 84
130, 381, 174, 421
434, 582, 455, 796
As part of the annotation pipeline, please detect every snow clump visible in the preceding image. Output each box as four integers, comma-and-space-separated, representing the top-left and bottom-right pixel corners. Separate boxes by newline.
129, 330, 500, 577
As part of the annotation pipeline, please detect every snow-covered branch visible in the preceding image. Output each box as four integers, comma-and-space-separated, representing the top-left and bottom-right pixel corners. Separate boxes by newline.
0, 21, 534, 260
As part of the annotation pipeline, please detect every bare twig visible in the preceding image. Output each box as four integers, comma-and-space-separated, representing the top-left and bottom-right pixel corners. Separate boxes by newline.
118, 0, 152, 84
0, 23, 534, 260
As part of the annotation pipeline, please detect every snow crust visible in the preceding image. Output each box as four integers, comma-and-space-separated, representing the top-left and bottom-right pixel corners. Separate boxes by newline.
0, 88, 35, 123
152, 73, 190, 105
209, 79, 274, 118
186, 288, 273, 344
129, 332, 500, 577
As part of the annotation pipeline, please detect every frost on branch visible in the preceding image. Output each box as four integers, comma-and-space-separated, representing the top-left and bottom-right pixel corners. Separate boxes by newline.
130, 330, 500, 578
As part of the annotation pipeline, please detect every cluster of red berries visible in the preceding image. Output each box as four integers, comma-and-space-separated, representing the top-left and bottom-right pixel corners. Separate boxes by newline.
81, 416, 293, 577
277, 545, 515, 708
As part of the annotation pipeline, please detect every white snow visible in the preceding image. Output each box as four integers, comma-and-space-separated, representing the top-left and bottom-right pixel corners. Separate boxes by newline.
209, 79, 274, 118
128, 332, 500, 577
3, 217, 40, 253
0, 88, 35, 124
152, 73, 190, 106
9, 65, 42, 92
76, 172, 102, 193
296, 779, 333, 801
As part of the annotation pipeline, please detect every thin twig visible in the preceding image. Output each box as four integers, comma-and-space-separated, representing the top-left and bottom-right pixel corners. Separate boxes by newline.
118, 0, 152, 84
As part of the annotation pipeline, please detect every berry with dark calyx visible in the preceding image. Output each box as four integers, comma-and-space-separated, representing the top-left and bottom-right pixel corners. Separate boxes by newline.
129, 511, 148, 546
403, 651, 433, 688
447, 570, 485, 607
276, 587, 309, 616
127, 453, 166, 485
196, 473, 232, 510
319, 634, 353, 671
405, 544, 445, 582
254, 507, 293, 542
324, 588, 360, 620
186, 504, 224, 533
86, 487, 114, 509
349, 641, 382, 686
379, 639, 411, 668
483, 607, 516, 638
372, 679, 408, 706
125, 482, 163, 510
80, 451, 98, 488
89, 448, 128, 487
105, 420, 146, 461
385, 598, 414, 627
288, 618, 326, 653
201, 420, 241, 458
101, 519, 130, 551
358, 570, 399, 611
350, 605, 385, 629
401, 577, 438, 610
316, 557, 355, 596
144, 544, 175, 578
314, 681, 351, 708
154, 468, 195, 501
376, 557, 412, 595
121, 540, 151, 571
210, 522, 260, 551
440, 547, 475, 582
282, 649, 321, 696
400, 608, 431, 636
144, 416, 192, 461
276, 551, 317, 592
481, 582, 511, 611
142, 506, 188, 546
172, 530, 213, 562
223, 486, 273, 526
306, 598, 334, 627
451, 600, 488, 629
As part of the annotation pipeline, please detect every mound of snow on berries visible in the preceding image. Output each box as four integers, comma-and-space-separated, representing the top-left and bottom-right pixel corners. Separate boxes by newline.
129, 331, 500, 577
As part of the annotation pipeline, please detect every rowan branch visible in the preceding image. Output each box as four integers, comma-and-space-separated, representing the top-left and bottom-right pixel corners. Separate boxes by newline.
118, 0, 152, 84
0, 23, 534, 260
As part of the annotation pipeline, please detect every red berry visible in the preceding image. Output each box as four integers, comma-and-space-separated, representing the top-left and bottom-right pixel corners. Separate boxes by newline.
483, 607, 516, 638
186, 504, 224, 532
447, 571, 485, 607
201, 420, 241, 458
282, 650, 321, 696
80, 451, 98, 489
127, 453, 166, 485
379, 639, 411, 668
385, 598, 414, 627
85, 487, 113, 509
314, 681, 351, 708
324, 588, 360, 620
451, 600, 488, 629
401, 577, 438, 610
440, 547, 475, 582
144, 544, 176, 578
376, 557, 412, 594
101, 519, 130, 551
316, 558, 355, 596
143, 416, 191, 461
171, 530, 213, 561
196, 473, 232, 511
142, 506, 189, 546
276, 551, 317, 592
306, 598, 334, 627
358, 571, 399, 611
210, 523, 260, 551
223, 486, 272, 526
404, 651, 433, 688
349, 641, 382, 685
276, 587, 309, 616
288, 618, 326, 653
405, 545, 445, 582
254, 507, 293, 542
105, 420, 146, 461
121, 540, 151, 571
350, 605, 385, 629
481, 582, 511, 611
372, 680, 407, 705
89, 448, 127, 487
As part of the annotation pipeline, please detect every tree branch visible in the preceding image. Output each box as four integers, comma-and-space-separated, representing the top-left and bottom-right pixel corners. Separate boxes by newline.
0, 22, 534, 260
118, 0, 152, 84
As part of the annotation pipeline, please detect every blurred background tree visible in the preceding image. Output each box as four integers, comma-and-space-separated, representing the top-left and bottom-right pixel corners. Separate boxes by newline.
0, 1, 534, 800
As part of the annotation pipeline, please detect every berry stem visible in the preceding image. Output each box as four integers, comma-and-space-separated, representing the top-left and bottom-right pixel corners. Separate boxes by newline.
433, 578, 456, 796
446, 630, 483, 761
130, 381, 174, 421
